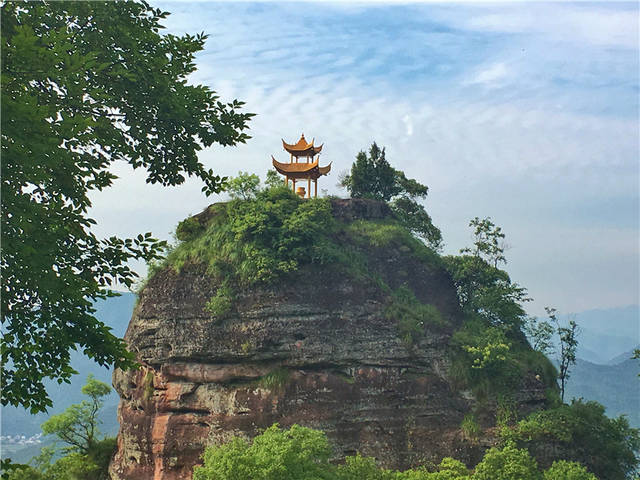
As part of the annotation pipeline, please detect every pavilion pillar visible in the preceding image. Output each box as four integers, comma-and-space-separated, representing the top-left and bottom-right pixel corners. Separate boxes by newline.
314, 179, 317, 198
292, 178, 296, 193
307, 177, 311, 198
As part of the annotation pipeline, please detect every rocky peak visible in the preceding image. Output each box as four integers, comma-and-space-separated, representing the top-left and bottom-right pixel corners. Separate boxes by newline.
109, 198, 546, 480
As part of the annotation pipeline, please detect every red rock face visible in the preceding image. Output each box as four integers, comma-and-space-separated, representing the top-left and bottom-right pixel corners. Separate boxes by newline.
109, 200, 547, 480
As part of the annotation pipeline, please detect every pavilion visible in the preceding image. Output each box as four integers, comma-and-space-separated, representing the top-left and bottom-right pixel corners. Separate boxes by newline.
271, 134, 331, 198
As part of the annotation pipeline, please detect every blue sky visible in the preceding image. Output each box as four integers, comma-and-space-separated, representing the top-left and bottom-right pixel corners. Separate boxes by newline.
90, 1, 639, 317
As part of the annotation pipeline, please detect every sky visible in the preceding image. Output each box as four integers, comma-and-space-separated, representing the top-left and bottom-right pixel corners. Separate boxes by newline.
88, 1, 639, 317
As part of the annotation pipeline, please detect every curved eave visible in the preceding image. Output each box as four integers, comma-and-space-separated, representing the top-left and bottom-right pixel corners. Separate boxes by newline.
318, 162, 331, 175
272, 157, 331, 179
282, 139, 323, 157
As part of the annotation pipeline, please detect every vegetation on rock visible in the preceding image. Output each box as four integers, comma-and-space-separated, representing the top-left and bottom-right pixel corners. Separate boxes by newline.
444, 217, 559, 407
340, 142, 442, 250
385, 286, 446, 346
5, 0, 634, 475
157, 173, 445, 342
169, 186, 336, 286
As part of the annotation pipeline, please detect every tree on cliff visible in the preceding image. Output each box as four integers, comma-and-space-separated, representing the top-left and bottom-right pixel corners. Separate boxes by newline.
545, 307, 579, 402
340, 142, 442, 250
1, 0, 253, 414
445, 217, 529, 330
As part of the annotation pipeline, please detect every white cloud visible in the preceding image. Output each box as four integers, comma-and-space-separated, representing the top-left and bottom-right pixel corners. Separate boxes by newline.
464, 62, 510, 88
402, 114, 414, 136
463, 5, 638, 49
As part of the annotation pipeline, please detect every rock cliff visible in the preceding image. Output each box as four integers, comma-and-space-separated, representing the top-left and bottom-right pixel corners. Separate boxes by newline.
109, 199, 547, 480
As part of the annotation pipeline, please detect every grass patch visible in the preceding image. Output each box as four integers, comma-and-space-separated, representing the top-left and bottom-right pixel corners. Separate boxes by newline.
345, 219, 413, 248
516, 349, 558, 389
460, 413, 480, 441
344, 219, 441, 268
384, 285, 446, 346
496, 394, 517, 427
257, 368, 290, 392
143, 370, 154, 401
175, 216, 205, 242
334, 371, 355, 385
448, 316, 560, 410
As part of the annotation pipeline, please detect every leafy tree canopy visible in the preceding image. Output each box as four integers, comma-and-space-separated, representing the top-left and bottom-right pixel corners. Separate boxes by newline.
226, 171, 261, 200
502, 399, 640, 480
472, 442, 540, 480
192, 424, 602, 480
545, 307, 579, 402
444, 218, 556, 400
41, 375, 111, 455
341, 142, 400, 202
7, 376, 116, 480
340, 142, 441, 250
1, 0, 253, 413
193, 424, 335, 480
524, 315, 555, 356
543, 461, 597, 480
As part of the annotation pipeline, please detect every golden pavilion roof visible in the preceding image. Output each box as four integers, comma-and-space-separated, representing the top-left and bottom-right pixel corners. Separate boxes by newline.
282, 134, 323, 157
272, 156, 331, 180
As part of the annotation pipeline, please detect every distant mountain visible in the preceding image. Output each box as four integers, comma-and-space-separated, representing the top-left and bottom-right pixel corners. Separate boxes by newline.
564, 305, 638, 337
565, 357, 639, 428
538, 306, 639, 427
1, 292, 136, 460
606, 346, 639, 366
560, 305, 639, 365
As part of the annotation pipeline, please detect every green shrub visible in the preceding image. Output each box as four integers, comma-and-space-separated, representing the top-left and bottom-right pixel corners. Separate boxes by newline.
166, 186, 336, 286
345, 220, 414, 248
87, 437, 117, 479
226, 171, 260, 200
424, 458, 470, 480
449, 318, 519, 397
543, 461, 597, 480
191, 422, 615, 480
345, 220, 441, 267
392, 469, 432, 480
205, 284, 233, 319
496, 395, 517, 428
175, 216, 204, 242
516, 349, 558, 390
